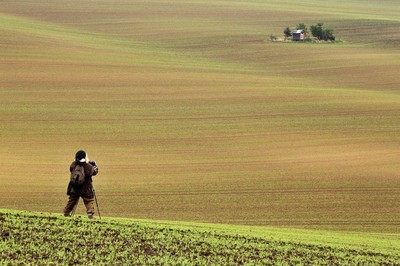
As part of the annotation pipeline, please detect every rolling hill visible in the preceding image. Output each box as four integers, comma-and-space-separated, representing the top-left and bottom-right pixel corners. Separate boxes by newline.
0, 0, 400, 233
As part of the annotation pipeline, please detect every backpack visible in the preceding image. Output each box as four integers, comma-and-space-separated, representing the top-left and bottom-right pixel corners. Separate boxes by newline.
70, 164, 86, 187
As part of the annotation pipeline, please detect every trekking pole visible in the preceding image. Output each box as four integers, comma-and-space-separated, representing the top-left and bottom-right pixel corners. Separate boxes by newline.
93, 187, 101, 220
71, 198, 79, 218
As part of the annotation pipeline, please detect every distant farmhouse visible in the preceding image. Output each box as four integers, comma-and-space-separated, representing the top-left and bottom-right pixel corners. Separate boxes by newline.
291, 29, 305, 41
275, 23, 336, 43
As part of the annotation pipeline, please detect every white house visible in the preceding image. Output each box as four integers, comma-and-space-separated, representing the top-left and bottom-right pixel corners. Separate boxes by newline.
291, 29, 305, 41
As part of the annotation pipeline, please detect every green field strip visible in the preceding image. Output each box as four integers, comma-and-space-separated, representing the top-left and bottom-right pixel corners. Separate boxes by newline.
104, 215, 400, 255
1, 209, 399, 264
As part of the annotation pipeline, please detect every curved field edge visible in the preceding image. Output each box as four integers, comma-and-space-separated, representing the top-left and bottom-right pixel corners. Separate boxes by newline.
1, 209, 399, 265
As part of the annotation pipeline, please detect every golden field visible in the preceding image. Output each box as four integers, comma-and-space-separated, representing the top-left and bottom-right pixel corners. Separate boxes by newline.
1, 0, 400, 232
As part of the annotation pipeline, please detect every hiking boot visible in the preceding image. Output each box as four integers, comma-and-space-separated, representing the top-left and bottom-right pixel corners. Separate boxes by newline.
64, 212, 71, 217
88, 213, 94, 219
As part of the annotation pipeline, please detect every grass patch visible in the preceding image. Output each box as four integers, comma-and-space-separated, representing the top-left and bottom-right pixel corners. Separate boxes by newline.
1, 209, 399, 265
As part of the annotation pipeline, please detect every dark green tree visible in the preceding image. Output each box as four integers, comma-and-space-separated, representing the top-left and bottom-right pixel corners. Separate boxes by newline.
310, 23, 335, 41
283, 27, 291, 38
310, 23, 323, 40
322, 28, 335, 41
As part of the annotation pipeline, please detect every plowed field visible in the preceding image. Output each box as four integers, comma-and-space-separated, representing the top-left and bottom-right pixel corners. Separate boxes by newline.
1, 0, 400, 233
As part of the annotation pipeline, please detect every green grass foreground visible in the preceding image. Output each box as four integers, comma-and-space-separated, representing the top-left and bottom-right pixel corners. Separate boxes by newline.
1, 210, 399, 265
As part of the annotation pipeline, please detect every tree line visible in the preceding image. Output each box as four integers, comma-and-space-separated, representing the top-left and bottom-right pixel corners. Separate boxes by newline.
284, 23, 335, 41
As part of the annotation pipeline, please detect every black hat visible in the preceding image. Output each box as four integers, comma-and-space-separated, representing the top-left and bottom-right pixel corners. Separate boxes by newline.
75, 150, 86, 162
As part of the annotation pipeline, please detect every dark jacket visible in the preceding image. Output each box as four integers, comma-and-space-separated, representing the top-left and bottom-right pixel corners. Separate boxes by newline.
67, 161, 99, 198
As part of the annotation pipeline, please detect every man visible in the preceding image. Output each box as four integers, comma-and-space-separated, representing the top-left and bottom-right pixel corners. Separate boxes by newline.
63, 150, 99, 219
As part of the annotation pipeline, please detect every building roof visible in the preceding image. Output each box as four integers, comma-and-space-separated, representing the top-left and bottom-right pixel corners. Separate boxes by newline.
291, 29, 304, 34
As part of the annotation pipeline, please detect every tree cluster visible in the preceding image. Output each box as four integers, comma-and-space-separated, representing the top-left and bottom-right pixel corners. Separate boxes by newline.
284, 23, 335, 41
310, 23, 335, 41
